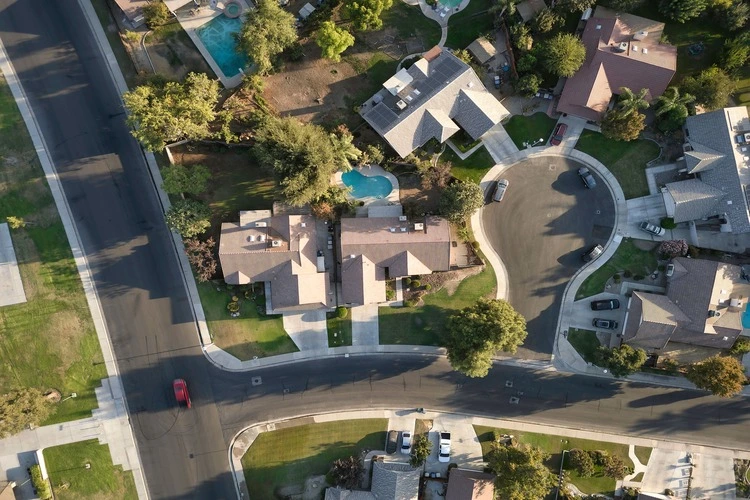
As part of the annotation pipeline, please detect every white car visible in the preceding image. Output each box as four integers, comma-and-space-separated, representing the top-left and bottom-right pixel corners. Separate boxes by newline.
639, 221, 666, 236
438, 432, 451, 462
401, 431, 412, 454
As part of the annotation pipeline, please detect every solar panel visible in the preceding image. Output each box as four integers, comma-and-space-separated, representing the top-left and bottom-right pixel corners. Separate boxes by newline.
365, 103, 399, 132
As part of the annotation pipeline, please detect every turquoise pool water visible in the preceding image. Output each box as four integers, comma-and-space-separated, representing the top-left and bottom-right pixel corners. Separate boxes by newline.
342, 170, 393, 199
195, 14, 248, 78
743, 303, 750, 328
441, 0, 462, 8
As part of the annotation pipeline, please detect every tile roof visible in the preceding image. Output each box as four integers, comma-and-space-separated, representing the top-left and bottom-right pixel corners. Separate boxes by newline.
446, 469, 496, 500
557, 6, 676, 121
664, 179, 724, 223
360, 48, 508, 157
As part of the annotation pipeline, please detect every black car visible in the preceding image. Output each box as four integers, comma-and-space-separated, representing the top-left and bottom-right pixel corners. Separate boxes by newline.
591, 299, 620, 310
578, 167, 597, 189
592, 318, 618, 330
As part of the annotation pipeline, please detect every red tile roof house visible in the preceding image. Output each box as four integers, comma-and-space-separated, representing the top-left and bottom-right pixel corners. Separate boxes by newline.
557, 6, 677, 122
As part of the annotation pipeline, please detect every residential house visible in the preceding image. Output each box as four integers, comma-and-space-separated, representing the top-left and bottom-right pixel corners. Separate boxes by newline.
218, 210, 332, 312
339, 216, 452, 306
622, 257, 749, 355
324, 461, 419, 500
360, 46, 509, 158
445, 469, 495, 500
661, 106, 750, 233
557, 6, 676, 122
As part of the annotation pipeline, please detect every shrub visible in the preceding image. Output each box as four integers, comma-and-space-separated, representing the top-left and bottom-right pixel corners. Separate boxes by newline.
688, 245, 700, 258
336, 306, 348, 318
662, 358, 680, 375
633, 274, 644, 281
660, 217, 677, 229
588, 449, 609, 466
471, 241, 480, 249
730, 337, 750, 355
424, 284, 432, 291
30, 465, 51, 500
658, 239, 688, 258
403, 277, 412, 286
569, 448, 595, 477
411, 280, 421, 288
404, 299, 418, 307
623, 270, 633, 278
143, 0, 171, 28
613, 274, 621, 283
386, 289, 396, 300
603, 454, 630, 478
227, 300, 240, 313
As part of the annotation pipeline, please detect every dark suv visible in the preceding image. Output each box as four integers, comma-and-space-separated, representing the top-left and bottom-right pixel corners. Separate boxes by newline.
578, 167, 597, 189
593, 318, 618, 330
591, 299, 620, 310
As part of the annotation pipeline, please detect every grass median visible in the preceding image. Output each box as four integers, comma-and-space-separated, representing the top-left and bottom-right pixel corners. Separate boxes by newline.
576, 239, 658, 299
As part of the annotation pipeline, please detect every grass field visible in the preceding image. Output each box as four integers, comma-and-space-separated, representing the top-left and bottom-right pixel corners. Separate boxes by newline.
0, 76, 106, 424
197, 282, 297, 359
442, 145, 496, 184
242, 419, 387, 499
446, 0, 494, 50
504, 113, 558, 150
634, 446, 653, 465
327, 311, 353, 347
568, 328, 600, 363
44, 440, 137, 500
474, 426, 635, 496
574, 130, 660, 199
383, 2, 441, 49
379, 265, 496, 346
576, 239, 658, 299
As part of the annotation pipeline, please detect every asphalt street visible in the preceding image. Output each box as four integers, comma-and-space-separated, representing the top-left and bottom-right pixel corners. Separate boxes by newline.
2, 2, 750, 499
482, 157, 615, 359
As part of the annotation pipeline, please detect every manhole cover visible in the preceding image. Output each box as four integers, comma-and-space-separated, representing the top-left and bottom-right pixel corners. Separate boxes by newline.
549, 164, 556, 171
505, 380, 513, 388
251, 376, 262, 386
596, 209, 601, 215
509, 396, 520, 404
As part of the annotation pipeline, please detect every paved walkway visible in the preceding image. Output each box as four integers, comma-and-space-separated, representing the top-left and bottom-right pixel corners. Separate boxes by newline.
480, 123, 519, 163
351, 304, 380, 346
546, 115, 586, 154
282, 310, 329, 351
624, 444, 648, 481
0, 222, 26, 306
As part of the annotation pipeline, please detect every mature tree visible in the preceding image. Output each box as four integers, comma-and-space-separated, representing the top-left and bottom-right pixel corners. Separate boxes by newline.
681, 66, 737, 110
654, 87, 695, 132
532, 8, 563, 33
509, 23, 533, 52
722, 33, 750, 71
410, 434, 432, 467
238, 0, 297, 75
487, 443, 556, 500
658, 239, 689, 258
614, 87, 650, 118
315, 22, 355, 62
161, 164, 211, 196
731, 337, 750, 355
659, 0, 708, 22
329, 456, 364, 489
569, 449, 595, 478
517, 73, 542, 98
0, 388, 53, 438
445, 298, 528, 377
359, 144, 385, 166
516, 53, 537, 73
439, 181, 484, 224
603, 455, 630, 478
717, 0, 750, 31
184, 237, 217, 282
601, 109, 646, 141
594, 344, 647, 377
165, 199, 211, 238
604, 0, 646, 10
421, 161, 452, 190
686, 355, 747, 397
346, 0, 394, 31
540, 33, 586, 78
143, 0, 170, 28
254, 116, 361, 206
560, 0, 596, 11
123, 73, 219, 152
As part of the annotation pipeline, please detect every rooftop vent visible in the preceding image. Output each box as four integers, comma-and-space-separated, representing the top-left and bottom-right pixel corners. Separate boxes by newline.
632, 45, 638, 52
642, 48, 648, 54
596, 24, 601, 29
259, 235, 266, 242
271, 239, 282, 248
633, 30, 648, 40
399, 216, 407, 221
405, 95, 413, 102
248, 235, 255, 242
371, 94, 384, 105
723, 336, 729, 341
617, 42, 628, 52
389, 227, 396, 232
708, 310, 721, 318
396, 100, 407, 110
400, 227, 407, 232
728, 200, 733, 205
413, 89, 421, 96
349, 254, 355, 259
730, 298, 743, 307
301, 222, 306, 227
255, 221, 267, 227
467, 81, 474, 88
414, 222, 424, 231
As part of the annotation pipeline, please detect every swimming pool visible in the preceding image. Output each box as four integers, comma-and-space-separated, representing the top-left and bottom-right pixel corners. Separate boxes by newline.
342, 170, 393, 199
743, 303, 750, 329
195, 14, 249, 78
440, 0, 462, 8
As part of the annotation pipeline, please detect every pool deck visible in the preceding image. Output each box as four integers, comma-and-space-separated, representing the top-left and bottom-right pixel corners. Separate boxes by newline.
333, 165, 400, 211
170, 0, 251, 88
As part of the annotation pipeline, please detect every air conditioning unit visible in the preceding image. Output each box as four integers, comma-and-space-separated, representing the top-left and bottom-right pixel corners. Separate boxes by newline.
414, 223, 424, 231
396, 100, 407, 110
248, 235, 255, 242
255, 222, 267, 227
301, 222, 306, 227
399, 216, 408, 221
271, 240, 282, 248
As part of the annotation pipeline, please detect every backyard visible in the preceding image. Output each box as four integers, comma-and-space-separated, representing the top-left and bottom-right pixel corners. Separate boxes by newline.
445, 0, 495, 50
574, 130, 661, 199
504, 113, 558, 151
43, 440, 137, 500
378, 265, 496, 346
242, 419, 387, 499
576, 239, 658, 299
474, 426, 641, 496
0, 76, 106, 424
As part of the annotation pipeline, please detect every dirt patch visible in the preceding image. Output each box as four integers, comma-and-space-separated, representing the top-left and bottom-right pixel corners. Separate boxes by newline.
50, 310, 85, 376
405, 266, 486, 303
397, 172, 441, 214
275, 474, 327, 500
632, 240, 659, 251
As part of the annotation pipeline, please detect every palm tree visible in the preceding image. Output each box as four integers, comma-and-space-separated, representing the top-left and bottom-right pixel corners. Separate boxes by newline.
615, 87, 650, 117
654, 86, 695, 117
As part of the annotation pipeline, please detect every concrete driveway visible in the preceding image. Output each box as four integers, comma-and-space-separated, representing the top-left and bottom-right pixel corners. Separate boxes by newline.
625, 195, 669, 241
641, 450, 735, 499
480, 156, 616, 359
568, 292, 627, 341
282, 310, 328, 350
429, 415, 484, 471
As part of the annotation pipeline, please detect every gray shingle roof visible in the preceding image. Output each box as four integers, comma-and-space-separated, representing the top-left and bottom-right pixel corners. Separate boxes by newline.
664, 178, 723, 223
371, 462, 419, 500
341, 254, 386, 306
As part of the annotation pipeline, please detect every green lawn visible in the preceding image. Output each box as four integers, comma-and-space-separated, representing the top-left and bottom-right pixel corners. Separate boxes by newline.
197, 282, 298, 359
0, 76, 106, 424
634, 446, 653, 465
379, 265, 496, 346
345, 51, 400, 116
445, 0, 495, 50
576, 239, 658, 299
442, 145, 496, 184
242, 419, 387, 500
474, 426, 633, 496
503, 113, 558, 151
383, 2, 441, 49
327, 311, 353, 347
574, 129, 660, 199
44, 440, 137, 500
736, 65, 750, 107
568, 328, 600, 364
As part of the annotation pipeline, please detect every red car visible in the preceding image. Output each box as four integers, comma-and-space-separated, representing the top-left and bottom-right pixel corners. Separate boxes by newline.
173, 379, 192, 408
550, 123, 567, 145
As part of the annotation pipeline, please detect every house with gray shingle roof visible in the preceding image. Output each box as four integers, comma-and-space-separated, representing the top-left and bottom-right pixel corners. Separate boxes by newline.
360, 46, 509, 158
324, 461, 419, 500
661, 107, 750, 232
623, 257, 750, 354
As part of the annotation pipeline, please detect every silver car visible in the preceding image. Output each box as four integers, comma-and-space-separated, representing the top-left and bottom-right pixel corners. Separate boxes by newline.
493, 179, 509, 202
639, 221, 666, 236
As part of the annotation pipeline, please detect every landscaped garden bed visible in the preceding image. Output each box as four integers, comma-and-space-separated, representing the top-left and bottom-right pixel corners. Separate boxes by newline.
327, 308, 353, 347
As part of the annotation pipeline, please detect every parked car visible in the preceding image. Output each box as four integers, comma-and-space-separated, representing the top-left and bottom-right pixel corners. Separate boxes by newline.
666, 263, 675, 277
386, 430, 398, 454
577, 167, 597, 189
582, 244, 604, 262
550, 123, 568, 145
493, 179, 509, 202
173, 379, 192, 409
494, 74, 501, 89
439, 432, 451, 462
639, 221, 666, 236
401, 431, 412, 454
591, 299, 620, 310
592, 318, 618, 330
